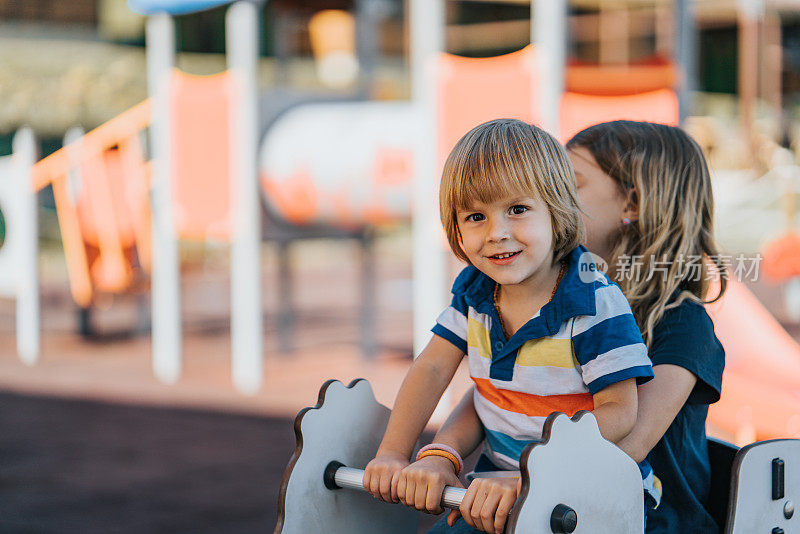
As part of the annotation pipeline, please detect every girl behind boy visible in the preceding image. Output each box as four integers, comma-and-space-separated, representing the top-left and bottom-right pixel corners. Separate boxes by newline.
567, 121, 727, 533
363, 118, 655, 534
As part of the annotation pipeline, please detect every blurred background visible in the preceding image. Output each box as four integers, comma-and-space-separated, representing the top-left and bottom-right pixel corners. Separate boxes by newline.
1, 0, 800, 532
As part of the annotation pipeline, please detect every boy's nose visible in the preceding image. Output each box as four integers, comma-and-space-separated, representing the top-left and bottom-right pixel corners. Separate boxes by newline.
487, 219, 510, 242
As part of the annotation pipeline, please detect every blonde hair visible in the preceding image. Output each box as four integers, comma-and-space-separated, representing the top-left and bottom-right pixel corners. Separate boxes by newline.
567, 120, 727, 346
440, 118, 585, 266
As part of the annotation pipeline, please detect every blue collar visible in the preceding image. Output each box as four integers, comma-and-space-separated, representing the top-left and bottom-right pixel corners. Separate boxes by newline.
453, 245, 598, 380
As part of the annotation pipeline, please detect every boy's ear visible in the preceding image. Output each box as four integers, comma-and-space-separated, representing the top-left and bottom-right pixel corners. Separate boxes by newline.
455, 221, 465, 247
622, 188, 639, 223
455, 221, 469, 258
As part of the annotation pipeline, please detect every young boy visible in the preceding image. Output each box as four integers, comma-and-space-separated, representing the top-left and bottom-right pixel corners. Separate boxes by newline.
363, 119, 656, 533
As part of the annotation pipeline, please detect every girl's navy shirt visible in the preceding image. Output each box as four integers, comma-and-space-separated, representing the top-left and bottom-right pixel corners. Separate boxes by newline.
645, 298, 725, 533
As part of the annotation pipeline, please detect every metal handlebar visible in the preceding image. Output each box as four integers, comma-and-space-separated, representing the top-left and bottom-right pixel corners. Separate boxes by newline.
323, 461, 467, 509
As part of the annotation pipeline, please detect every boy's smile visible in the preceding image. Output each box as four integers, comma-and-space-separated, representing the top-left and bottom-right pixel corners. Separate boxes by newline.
487, 250, 522, 265
457, 195, 559, 291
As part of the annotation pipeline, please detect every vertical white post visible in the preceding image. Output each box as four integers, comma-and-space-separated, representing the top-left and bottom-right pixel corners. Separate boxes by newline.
227, 0, 263, 395
410, 0, 446, 359
147, 13, 182, 384
410, 0, 451, 418
14, 127, 39, 364
675, 0, 697, 123
532, 0, 567, 136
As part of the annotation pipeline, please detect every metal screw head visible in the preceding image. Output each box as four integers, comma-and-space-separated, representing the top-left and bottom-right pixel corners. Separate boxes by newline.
784, 500, 794, 520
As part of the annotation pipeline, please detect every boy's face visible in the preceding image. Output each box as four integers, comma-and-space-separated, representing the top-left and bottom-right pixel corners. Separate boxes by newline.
456, 194, 556, 289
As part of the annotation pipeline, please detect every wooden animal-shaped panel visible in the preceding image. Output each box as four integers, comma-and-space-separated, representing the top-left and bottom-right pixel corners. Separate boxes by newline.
275, 379, 418, 534
728, 438, 799, 533
508, 411, 644, 534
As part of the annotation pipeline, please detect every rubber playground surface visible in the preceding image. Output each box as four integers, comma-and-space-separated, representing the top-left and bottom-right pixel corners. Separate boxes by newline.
0, 235, 795, 532
0, 235, 466, 532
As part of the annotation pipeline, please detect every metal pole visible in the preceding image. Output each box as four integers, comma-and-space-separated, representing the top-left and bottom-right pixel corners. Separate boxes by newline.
532, 0, 567, 136
356, 0, 379, 95
764, 9, 782, 123
738, 0, 763, 168
410, 0, 446, 358
227, 0, 263, 395
674, 0, 697, 123
14, 127, 39, 364
147, 13, 182, 384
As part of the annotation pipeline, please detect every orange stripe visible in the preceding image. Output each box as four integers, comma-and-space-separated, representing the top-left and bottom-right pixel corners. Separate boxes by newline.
472, 377, 593, 417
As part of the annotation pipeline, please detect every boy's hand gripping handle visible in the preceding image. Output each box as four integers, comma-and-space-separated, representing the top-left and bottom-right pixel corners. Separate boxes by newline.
324, 461, 466, 509
323, 461, 578, 533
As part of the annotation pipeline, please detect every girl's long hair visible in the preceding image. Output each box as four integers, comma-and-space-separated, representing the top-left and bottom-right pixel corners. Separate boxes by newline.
567, 120, 727, 346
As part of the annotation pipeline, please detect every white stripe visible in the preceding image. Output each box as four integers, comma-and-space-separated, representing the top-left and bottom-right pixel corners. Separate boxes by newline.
552, 320, 575, 339
466, 347, 487, 376
436, 306, 467, 341
473, 389, 547, 440
467, 307, 492, 329
572, 284, 633, 336
467, 354, 589, 396
581, 343, 649, 385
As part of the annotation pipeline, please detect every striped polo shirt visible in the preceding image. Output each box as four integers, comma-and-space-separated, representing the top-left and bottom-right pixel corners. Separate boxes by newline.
432, 246, 659, 504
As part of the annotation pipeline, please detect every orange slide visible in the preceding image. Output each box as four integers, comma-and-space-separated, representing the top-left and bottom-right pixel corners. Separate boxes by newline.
29, 68, 236, 309
706, 278, 800, 443
32, 100, 152, 307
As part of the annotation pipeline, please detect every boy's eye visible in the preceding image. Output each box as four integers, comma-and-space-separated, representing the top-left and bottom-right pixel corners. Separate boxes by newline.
509, 205, 528, 215
465, 213, 485, 222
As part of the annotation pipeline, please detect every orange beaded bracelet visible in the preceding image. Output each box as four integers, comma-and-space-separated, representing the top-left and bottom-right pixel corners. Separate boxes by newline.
416, 449, 461, 475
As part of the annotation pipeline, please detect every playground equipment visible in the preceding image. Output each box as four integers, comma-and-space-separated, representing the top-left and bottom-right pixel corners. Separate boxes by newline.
259, 101, 416, 227
0, 128, 39, 364
707, 277, 800, 444
761, 151, 800, 321
277, 379, 800, 533
409, 0, 682, 356
31, 103, 152, 339
141, 0, 263, 394
23, 0, 262, 395
12, 0, 386, 385
261, 1, 681, 357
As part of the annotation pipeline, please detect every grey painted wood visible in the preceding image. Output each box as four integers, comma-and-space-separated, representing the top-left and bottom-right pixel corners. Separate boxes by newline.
729, 438, 800, 534
279, 381, 652, 533
276, 379, 417, 534
508, 411, 644, 534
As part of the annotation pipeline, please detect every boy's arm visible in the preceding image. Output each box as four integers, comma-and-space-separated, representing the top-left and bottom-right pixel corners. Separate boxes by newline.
396, 387, 482, 515
363, 335, 463, 501
432, 385, 484, 456
574, 285, 652, 445
591, 378, 638, 444
376, 335, 465, 458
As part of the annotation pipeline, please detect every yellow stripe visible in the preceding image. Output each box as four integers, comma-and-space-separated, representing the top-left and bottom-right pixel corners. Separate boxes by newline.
467, 317, 492, 359
467, 317, 577, 368
516, 338, 577, 368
